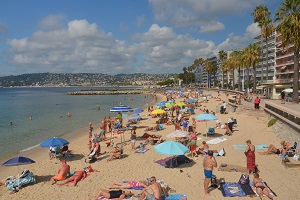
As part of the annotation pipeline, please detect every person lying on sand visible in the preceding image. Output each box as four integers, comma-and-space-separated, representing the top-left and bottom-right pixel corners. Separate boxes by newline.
252, 173, 274, 200
109, 180, 148, 189
57, 167, 88, 186
93, 189, 133, 200
197, 141, 209, 155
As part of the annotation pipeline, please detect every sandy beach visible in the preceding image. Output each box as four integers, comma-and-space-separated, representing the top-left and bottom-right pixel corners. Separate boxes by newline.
0, 90, 299, 200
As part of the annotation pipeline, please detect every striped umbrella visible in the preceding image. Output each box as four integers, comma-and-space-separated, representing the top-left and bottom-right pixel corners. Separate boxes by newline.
110, 105, 133, 112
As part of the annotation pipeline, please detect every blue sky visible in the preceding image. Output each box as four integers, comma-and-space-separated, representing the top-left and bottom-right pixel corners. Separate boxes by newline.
0, 0, 282, 76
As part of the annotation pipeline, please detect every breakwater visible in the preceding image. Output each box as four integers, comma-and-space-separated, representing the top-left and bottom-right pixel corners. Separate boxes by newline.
67, 90, 145, 95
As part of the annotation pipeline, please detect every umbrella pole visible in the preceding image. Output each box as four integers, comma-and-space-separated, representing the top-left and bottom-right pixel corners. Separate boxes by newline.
206, 121, 208, 138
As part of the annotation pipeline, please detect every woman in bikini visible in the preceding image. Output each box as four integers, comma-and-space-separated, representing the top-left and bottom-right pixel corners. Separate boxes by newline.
94, 189, 132, 200
252, 173, 274, 199
109, 180, 148, 189
57, 166, 89, 186
192, 118, 197, 134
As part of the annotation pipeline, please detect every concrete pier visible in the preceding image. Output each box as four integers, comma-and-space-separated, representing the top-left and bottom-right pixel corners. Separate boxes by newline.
67, 90, 144, 95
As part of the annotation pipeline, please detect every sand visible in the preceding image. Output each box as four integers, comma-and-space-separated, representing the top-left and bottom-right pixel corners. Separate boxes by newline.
0, 90, 299, 200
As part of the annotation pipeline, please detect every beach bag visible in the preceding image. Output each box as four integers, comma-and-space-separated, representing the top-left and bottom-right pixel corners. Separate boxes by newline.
238, 174, 249, 185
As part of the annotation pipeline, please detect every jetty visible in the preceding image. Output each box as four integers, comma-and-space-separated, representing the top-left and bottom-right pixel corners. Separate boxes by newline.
67, 90, 144, 95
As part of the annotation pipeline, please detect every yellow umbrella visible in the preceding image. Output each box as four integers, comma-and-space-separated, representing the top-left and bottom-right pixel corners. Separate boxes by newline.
165, 102, 175, 107
175, 102, 186, 107
151, 109, 166, 115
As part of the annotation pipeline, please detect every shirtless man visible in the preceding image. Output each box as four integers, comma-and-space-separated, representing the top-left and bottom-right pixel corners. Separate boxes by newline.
57, 167, 87, 186
99, 117, 106, 140
50, 160, 70, 185
203, 150, 217, 195
139, 176, 163, 200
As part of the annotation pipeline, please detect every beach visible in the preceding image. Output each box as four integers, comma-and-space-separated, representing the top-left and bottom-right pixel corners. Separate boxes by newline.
0, 90, 299, 200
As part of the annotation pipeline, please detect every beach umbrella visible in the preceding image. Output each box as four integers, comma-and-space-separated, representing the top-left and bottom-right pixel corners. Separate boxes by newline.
110, 105, 133, 112
207, 94, 212, 96
154, 141, 189, 156
167, 99, 175, 103
157, 102, 165, 107
195, 113, 218, 138
2, 156, 35, 187
40, 137, 69, 148
134, 109, 144, 114
151, 109, 166, 115
186, 99, 196, 103
175, 102, 186, 107
129, 114, 142, 120
167, 130, 190, 138
165, 102, 175, 107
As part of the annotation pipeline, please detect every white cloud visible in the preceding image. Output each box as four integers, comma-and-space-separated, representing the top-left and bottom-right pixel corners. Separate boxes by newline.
200, 21, 225, 33
149, 0, 260, 32
38, 15, 67, 30
245, 23, 261, 38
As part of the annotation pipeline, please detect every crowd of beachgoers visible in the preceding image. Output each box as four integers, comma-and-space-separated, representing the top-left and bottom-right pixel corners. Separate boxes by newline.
0, 88, 299, 200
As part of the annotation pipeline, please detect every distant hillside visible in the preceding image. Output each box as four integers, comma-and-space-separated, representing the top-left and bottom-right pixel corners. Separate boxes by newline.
0, 72, 175, 87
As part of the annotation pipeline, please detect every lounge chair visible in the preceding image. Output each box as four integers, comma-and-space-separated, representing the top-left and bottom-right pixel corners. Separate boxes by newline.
286, 142, 298, 157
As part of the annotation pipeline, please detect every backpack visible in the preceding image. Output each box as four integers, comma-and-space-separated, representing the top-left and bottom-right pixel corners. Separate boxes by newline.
238, 174, 250, 185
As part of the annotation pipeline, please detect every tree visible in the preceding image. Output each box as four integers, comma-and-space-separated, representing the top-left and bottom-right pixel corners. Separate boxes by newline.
252, 5, 270, 83
245, 43, 261, 93
205, 59, 212, 88
275, 0, 300, 103
218, 50, 227, 88
221, 59, 230, 89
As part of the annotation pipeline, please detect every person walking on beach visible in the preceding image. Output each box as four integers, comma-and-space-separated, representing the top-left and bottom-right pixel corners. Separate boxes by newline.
130, 126, 137, 150
99, 117, 106, 141
245, 140, 256, 174
50, 160, 70, 185
203, 150, 217, 195
254, 96, 260, 109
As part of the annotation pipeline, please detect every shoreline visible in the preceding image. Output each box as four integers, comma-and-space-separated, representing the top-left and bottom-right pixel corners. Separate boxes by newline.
0, 93, 163, 177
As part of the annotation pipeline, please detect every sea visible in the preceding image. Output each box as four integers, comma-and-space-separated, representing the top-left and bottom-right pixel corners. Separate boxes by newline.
0, 87, 151, 158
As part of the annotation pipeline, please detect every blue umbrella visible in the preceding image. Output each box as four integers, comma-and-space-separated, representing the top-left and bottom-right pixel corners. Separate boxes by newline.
40, 137, 69, 148
110, 105, 133, 112
195, 113, 218, 137
186, 99, 196, 103
134, 109, 144, 114
130, 114, 142, 120
154, 141, 189, 156
157, 102, 165, 107
2, 156, 35, 167
195, 113, 218, 121
2, 156, 35, 186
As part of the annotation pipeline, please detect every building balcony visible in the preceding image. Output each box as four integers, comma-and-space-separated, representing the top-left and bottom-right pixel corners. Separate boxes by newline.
276, 60, 294, 67
275, 78, 293, 83
276, 52, 295, 60
276, 68, 295, 74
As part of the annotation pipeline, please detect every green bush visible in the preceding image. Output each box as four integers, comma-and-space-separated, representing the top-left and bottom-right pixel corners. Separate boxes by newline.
268, 119, 277, 127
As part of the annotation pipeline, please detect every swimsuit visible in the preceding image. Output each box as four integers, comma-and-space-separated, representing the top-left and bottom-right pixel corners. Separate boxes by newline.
128, 181, 140, 188
109, 190, 123, 199
204, 169, 212, 178
55, 173, 66, 181
146, 193, 159, 200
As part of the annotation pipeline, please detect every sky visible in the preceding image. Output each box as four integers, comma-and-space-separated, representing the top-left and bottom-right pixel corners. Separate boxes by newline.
0, 0, 282, 76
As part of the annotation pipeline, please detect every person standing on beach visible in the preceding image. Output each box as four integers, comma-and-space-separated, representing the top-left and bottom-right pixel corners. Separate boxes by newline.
203, 150, 217, 195
254, 96, 260, 109
245, 140, 255, 174
107, 117, 112, 133
88, 122, 94, 150
117, 112, 122, 125
130, 126, 137, 150
99, 117, 106, 141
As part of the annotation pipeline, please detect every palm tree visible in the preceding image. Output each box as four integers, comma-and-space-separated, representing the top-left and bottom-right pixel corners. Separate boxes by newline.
245, 43, 261, 93
218, 50, 227, 88
244, 46, 252, 91
252, 5, 270, 83
275, 0, 300, 103
221, 59, 230, 89
205, 59, 212, 88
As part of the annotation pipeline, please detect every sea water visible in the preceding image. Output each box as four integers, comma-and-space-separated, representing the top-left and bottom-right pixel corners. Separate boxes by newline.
0, 87, 150, 158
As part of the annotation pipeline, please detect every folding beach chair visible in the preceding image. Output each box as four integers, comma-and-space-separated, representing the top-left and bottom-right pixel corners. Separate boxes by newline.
207, 127, 215, 136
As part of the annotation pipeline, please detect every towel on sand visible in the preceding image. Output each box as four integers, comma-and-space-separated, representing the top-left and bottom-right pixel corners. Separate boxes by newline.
162, 194, 187, 200
98, 196, 132, 200
135, 148, 149, 154
234, 144, 268, 149
207, 137, 227, 145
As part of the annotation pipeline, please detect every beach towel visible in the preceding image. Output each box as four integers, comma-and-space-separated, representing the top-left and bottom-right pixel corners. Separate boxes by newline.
234, 144, 268, 150
98, 196, 133, 200
206, 137, 227, 145
162, 194, 187, 200
213, 148, 225, 157
220, 182, 246, 197
135, 148, 149, 154
5, 172, 36, 192
218, 164, 247, 173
